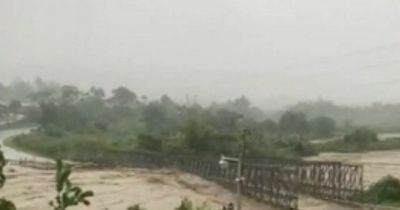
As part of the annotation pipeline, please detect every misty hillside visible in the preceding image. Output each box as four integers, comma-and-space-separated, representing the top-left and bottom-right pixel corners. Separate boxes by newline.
287, 100, 400, 131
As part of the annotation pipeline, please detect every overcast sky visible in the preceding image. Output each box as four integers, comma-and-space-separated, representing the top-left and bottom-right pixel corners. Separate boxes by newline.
1, 0, 399, 109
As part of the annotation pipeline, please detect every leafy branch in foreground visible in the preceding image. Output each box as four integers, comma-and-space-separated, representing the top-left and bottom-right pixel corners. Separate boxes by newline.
0, 146, 17, 210
49, 159, 94, 210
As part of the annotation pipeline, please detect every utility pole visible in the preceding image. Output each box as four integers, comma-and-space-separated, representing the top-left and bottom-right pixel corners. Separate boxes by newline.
219, 129, 250, 210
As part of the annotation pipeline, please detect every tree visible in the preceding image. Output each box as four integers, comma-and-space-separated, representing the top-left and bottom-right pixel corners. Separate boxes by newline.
30, 89, 55, 103
31, 78, 60, 102
0, 83, 7, 100
143, 101, 167, 133
61, 85, 80, 101
214, 109, 242, 131
8, 100, 22, 114
259, 119, 278, 134
110, 86, 137, 107
344, 127, 378, 145
279, 111, 309, 136
40, 102, 57, 126
231, 96, 251, 112
183, 120, 210, 152
89, 86, 105, 99
160, 94, 175, 106
309, 116, 336, 138
10, 79, 32, 100
137, 134, 162, 151
364, 175, 400, 204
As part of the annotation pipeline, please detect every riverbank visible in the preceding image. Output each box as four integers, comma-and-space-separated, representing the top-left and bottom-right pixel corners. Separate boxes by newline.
0, 127, 49, 162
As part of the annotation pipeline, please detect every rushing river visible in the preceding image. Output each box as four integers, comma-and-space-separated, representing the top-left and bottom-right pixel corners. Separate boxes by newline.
0, 128, 50, 162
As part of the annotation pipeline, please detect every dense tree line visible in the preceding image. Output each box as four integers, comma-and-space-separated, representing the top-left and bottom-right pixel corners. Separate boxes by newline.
288, 99, 400, 131
1, 79, 338, 158
23, 83, 338, 158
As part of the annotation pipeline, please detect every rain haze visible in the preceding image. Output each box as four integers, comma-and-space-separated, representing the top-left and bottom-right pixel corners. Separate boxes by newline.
4, 1, 400, 210
1, 0, 400, 109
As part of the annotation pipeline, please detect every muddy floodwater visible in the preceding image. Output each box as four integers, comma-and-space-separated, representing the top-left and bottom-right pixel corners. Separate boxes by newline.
0, 128, 358, 210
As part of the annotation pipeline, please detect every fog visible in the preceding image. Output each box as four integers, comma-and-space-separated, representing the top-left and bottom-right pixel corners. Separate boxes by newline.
1, 0, 399, 109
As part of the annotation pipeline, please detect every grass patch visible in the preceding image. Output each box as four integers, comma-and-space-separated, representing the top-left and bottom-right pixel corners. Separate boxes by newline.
5, 130, 137, 159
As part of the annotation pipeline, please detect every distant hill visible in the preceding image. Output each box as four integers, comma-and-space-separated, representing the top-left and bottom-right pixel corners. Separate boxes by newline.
274, 100, 400, 131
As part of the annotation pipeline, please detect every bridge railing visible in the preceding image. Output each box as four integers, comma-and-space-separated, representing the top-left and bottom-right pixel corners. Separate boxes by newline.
7, 151, 363, 210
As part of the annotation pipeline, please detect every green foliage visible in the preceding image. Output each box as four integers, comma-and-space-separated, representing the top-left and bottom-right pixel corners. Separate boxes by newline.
44, 125, 65, 137
214, 109, 242, 132
344, 127, 378, 145
247, 136, 318, 159
290, 140, 318, 157
318, 136, 400, 153
258, 119, 278, 134
8, 82, 341, 160
0, 80, 34, 102
309, 116, 336, 138
89, 86, 105, 99
9, 132, 118, 159
143, 101, 169, 133
174, 198, 210, 210
316, 128, 400, 153
0, 147, 6, 189
60, 85, 79, 102
289, 99, 400, 131
0, 199, 16, 210
49, 159, 94, 210
110, 86, 137, 107
363, 176, 400, 205
137, 134, 162, 151
127, 205, 147, 210
8, 100, 21, 114
278, 111, 309, 135
183, 120, 211, 152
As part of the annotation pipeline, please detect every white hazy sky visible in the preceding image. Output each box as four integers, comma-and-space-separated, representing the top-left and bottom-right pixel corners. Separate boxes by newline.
1, 0, 400, 109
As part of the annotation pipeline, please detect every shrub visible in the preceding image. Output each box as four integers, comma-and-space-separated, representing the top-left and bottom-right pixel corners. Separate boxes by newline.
44, 125, 64, 137
344, 128, 378, 145
127, 205, 147, 210
137, 134, 162, 152
364, 175, 400, 205
0, 199, 16, 210
174, 198, 211, 210
0, 146, 17, 210
318, 128, 383, 153
290, 140, 318, 157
